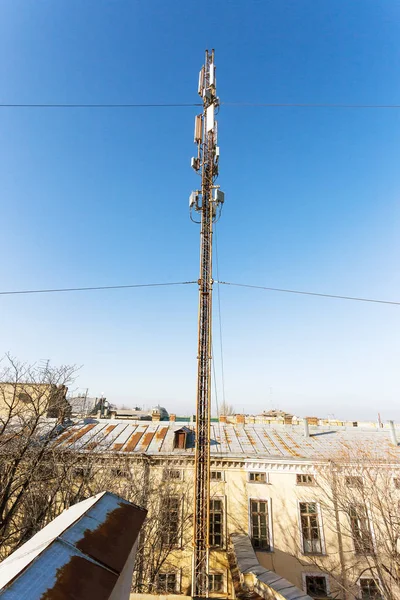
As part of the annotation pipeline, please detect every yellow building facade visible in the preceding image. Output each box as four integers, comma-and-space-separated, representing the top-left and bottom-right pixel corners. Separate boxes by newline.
55, 419, 400, 599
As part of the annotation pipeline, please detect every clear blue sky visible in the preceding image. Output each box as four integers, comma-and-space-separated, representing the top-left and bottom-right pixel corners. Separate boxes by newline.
1, 0, 400, 420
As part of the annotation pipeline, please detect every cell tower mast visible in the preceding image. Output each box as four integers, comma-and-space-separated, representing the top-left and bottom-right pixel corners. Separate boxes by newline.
189, 49, 224, 598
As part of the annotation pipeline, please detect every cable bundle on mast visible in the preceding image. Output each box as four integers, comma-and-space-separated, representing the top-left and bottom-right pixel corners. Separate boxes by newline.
190, 50, 225, 598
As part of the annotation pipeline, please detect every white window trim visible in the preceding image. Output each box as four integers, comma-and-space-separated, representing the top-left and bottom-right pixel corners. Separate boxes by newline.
247, 470, 269, 484
302, 572, 330, 597
358, 575, 383, 599
248, 497, 274, 552
297, 500, 326, 556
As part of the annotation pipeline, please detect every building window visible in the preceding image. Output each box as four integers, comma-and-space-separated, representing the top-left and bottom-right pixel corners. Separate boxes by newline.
163, 468, 182, 481
18, 392, 32, 404
349, 505, 374, 554
248, 472, 267, 483
161, 496, 180, 545
111, 467, 130, 478
359, 578, 382, 599
211, 471, 222, 481
209, 499, 223, 547
299, 502, 323, 554
304, 574, 328, 598
297, 474, 315, 486
158, 573, 177, 593
208, 573, 224, 593
250, 499, 271, 550
393, 478, 400, 490
346, 476, 363, 488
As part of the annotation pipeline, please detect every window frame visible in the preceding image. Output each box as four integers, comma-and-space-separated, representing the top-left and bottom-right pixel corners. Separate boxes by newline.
209, 497, 225, 548
358, 576, 383, 599
162, 468, 183, 482
208, 572, 225, 594
157, 572, 179, 594
348, 503, 375, 555
297, 500, 326, 556
248, 497, 273, 552
160, 495, 181, 547
248, 471, 268, 484
211, 470, 224, 482
296, 473, 316, 486
302, 572, 330, 598
345, 475, 364, 488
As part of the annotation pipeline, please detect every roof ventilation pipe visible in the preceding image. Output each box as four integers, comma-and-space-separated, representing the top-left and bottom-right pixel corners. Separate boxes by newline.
389, 420, 398, 446
303, 418, 310, 438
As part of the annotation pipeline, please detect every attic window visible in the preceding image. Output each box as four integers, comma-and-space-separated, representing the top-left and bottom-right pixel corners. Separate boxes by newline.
173, 427, 191, 450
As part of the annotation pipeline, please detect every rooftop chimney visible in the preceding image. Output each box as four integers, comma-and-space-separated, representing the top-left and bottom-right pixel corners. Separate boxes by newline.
389, 420, 398, 446
303, 418, 310, 438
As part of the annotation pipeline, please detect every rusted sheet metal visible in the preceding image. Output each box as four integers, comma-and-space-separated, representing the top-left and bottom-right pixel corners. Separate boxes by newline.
263, 431, 284, 456
123, 425, 148, 452
111, 424, 138, 451
154, 425, 168, 451
64, 423, 97, 445
250, 427, 271, 455
272, 431, 299, 457
41, 552, 117, 600
234, 426, 255, 454
0, 491, 147, 600
138, 430, 155, 452
105, 424, 117, 434
101, 423, 129, 449
53, 428, 76, 446
63, 499, 147, 574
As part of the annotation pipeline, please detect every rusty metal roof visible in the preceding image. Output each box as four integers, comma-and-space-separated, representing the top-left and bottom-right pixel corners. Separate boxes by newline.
53, 420, 400, 461
0, 491, 146, 599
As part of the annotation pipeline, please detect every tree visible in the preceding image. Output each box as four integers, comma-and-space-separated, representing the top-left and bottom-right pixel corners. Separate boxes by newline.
288, 446, 400, 600
0, 355, 194, 594
218, 401, 235, 416
0, 354, 82, 555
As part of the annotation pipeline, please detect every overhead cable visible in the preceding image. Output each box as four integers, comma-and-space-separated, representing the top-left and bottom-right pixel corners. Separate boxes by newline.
222, 102, 400, 109
1, 102, 400, 109
0, 103, 202, 108
216, 281, 400, 306
0, 281, 196, 296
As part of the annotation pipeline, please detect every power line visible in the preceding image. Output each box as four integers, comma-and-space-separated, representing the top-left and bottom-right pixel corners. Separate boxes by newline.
217, 281, 400, 306
222, 102, 400, 109
1, 101, 400, 109
0, 103, 202, 108
0, 281, 196, 296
